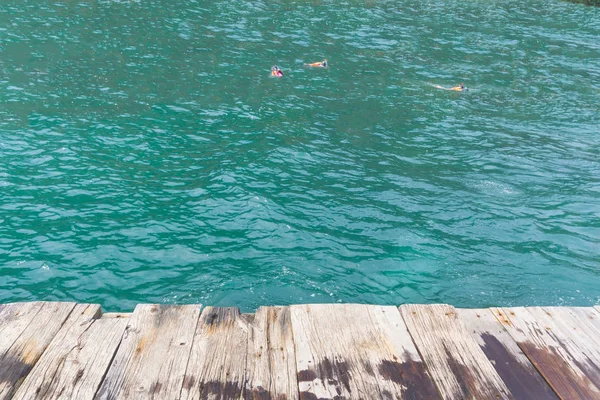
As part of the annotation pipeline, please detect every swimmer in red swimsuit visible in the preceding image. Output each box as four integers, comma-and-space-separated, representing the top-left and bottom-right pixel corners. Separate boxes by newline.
271, 66, 283, 77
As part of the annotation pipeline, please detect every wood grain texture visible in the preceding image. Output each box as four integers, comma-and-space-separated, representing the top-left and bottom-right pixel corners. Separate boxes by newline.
245, 306, 298, 400
493, 307, 600, 400
532, 307, 600, 390
291, 304, 440, 400
1, 301, 597, 400
181, 307, 250, 400
101, 313, 132, 319
0, 301, 76, 400
0, 302, 45, 355
12, 304, 127, 400
456, 308, 558, 400
400, 304, 513, 400
94, 304, 201, 400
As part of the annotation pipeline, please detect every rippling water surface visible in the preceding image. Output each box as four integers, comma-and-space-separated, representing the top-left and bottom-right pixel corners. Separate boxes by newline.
1, 0, 599, 311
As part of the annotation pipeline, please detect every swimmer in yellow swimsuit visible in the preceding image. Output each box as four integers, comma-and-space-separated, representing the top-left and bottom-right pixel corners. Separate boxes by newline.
305, 59, 328, 68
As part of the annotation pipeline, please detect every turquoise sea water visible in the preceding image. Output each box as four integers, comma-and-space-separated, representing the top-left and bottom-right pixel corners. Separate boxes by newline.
1, 0, 599, 312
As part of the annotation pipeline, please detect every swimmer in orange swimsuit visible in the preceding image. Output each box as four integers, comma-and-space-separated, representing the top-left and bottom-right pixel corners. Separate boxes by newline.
305, 59, 328, 68
271, 66, 283, 77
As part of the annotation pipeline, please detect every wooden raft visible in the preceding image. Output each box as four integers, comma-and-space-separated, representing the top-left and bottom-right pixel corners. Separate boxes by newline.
0, 302, 599, 399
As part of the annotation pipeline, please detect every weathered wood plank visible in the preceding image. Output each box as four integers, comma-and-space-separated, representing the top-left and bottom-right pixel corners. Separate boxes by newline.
533, 307, 600, 390
0, 302, 48, 398
95, 304, 201, 400
0, 302, 45, 352
101, 313, 132, 319
595, 306, 600, 314
0, 302, 76, 399
400, 304, 513, 400
456, 308, 559, 399
12, 304, 128, 400
493, 307, 600, 400
530, 307, 600, 390
245, 306, 298, 400
181, 307, 249, 400
538, 307, 600, 341
291, 304, 440, 400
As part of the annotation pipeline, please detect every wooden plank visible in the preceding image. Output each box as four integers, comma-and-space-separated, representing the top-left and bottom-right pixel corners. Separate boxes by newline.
245, 306, 298, 400
456, 308, 558, 399
595, 306, 600, 314
0, 302, 48, 397
0, 302, 45, 353
400, 304, 513, 400
291, 304, 440, 400
95, 304, 201, 400
0, 301, 76, 399
181, 307, 250, 400
101, 313, 132, 319
12, 304, 127, 400
529, 307, 600, 390
500, 306, 600, 395
533, 307, 600, 390
537, 307, 600, 341
493, 307, 600, 399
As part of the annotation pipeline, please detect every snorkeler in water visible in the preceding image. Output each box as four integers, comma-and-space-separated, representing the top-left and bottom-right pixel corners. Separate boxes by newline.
435, 82, 468, 91
271, 66, 284, 77
305, 59, 328, 68
451, 83, 467, 91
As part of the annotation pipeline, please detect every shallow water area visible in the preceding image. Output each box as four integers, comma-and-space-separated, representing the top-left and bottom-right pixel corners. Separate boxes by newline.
0, 0, 599, 311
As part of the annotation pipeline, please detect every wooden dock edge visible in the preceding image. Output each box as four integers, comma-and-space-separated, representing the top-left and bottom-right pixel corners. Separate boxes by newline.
0, 302, 598, 399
